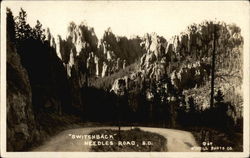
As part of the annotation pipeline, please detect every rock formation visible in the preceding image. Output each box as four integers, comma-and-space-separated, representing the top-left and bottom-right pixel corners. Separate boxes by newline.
7, 35, 42, 151
110, 78, 127, 96
45, 28, 56, 49
44, 23, 145, 83
94, 55, 100, 76
102, 61, 108, 77
86, 52, 96, 76
122, 59, 127, 69
55, 35, 63, 60
45, 28, 51, 42
116, 58, 122, 70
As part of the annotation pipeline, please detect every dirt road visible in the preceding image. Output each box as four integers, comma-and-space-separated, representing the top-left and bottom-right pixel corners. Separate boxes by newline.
33, 127, 199, 152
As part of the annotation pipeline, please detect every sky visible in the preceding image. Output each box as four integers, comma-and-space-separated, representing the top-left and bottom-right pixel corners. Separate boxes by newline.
2, 1, 249, 40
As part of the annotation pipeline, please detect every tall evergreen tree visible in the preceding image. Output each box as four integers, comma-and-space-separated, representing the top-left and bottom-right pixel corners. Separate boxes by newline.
15, 8, 32, 41
7, 8, 15, 43
33, 20, 45, 41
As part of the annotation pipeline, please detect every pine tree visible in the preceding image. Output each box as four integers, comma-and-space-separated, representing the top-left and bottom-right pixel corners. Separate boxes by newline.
33, 20, 45, 41
15, 8, 32, 41
6, 8, 15, 43
215, 89, 224, 103
188, 96, 197, 113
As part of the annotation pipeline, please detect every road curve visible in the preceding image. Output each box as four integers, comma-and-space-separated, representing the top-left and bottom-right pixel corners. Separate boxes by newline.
33, 127, 200, 152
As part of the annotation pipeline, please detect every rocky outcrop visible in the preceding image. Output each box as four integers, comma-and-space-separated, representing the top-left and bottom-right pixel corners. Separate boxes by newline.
170, 61, 210, 89
86, 52, 96, 76
138, 31, 213, 89
94, 56, 100, 76
7, 37, 42, 151
45, 23, 145, 83
110, 22, 243, 119
67, 22, 98, 56
110, 78, 127, 96
101, 62, 108, 77
55, 35, 63, 60
100, 28, 144, 74
116, 58, 122, 70
45, 28, 56, 49
43, 23, 99, 111
139, 33, 168, 81
122, 60, 127, 69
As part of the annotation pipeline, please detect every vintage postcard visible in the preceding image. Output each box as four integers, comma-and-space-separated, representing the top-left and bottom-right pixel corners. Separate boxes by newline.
1, 0, 249, 157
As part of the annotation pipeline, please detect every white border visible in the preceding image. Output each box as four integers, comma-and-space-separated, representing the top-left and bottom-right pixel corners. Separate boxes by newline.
1, 0, 7, 157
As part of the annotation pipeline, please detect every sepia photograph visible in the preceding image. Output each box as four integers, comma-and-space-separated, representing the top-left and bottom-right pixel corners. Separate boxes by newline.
0, 0, 249, 157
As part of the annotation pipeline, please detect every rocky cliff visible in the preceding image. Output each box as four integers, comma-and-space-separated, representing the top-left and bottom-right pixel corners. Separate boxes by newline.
43, 23, 145, 111
6, 9, 84, 151
7, 26, 43, 151
46, 23, 144, 79
111, 21, 243, 120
